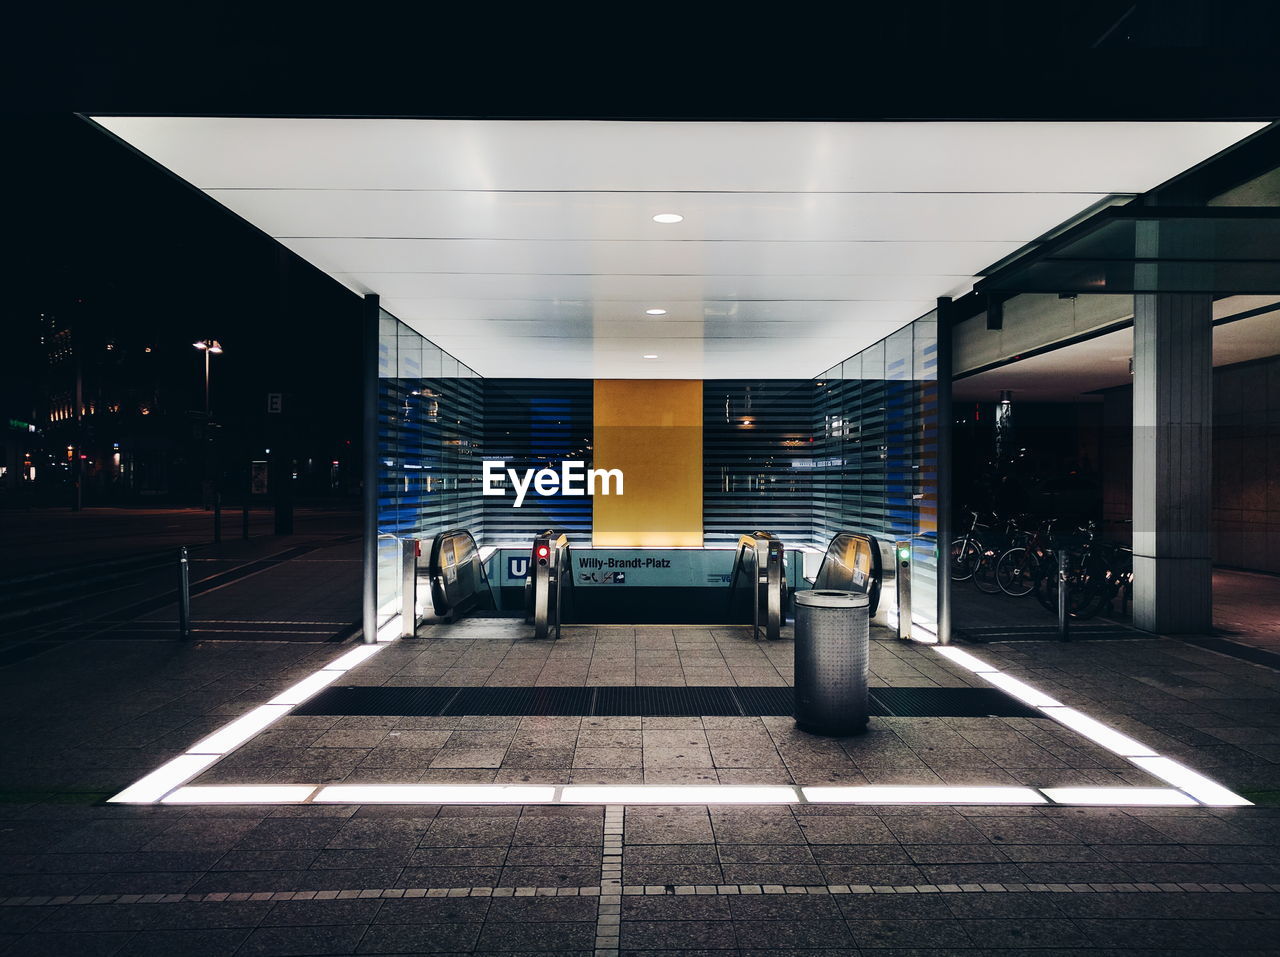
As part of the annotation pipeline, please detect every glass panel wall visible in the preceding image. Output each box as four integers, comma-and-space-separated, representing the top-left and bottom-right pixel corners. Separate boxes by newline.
812, 312, 939, 635
483, 379, 594, 543
376, 310, 482, 634
703, 381, 814, 544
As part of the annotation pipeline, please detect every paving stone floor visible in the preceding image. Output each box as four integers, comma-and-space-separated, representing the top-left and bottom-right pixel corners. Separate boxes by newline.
5, 621, 1280, 952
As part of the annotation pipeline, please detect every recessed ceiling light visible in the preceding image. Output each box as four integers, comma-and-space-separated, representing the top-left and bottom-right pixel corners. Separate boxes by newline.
645, 308, 667, 316
643, 354, 659, 359
652, 213, 683, 224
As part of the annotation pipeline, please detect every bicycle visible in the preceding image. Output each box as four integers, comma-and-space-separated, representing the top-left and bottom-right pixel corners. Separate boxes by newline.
994, 519, 1056, 598
972, 515, 1026, 594
950, 511, 989, 582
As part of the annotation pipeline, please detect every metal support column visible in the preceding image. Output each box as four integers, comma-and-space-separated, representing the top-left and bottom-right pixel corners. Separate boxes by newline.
1131, 291, 1213, 634
361, 293, 380, 644
936, 297, 954, 645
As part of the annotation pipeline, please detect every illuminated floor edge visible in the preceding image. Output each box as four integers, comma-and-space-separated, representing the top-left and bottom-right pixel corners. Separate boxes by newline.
106, 632, 1255, 808
158, 782, 1199, 807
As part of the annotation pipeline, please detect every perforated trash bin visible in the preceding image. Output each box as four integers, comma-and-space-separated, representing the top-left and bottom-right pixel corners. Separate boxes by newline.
793, 589, 870, 736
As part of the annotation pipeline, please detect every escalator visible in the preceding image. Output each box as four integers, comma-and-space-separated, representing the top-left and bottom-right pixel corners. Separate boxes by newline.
727, 531, 789, 640
413, 528, 792, 635
809, 530, 911, 639
416, 528, 573, 639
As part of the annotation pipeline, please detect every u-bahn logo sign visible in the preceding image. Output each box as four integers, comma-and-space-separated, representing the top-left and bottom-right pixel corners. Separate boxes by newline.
482, 460, 624, 507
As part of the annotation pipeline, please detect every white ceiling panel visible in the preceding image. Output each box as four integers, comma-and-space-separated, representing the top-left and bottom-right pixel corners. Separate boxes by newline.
347, 272, 982, 301
402, 318, 910, 340
363, 299, 931, 324
91, 116, 1266, 378
97, 118, 1262, 193
205, 188, 1116, 242
282, 237, 1016, 277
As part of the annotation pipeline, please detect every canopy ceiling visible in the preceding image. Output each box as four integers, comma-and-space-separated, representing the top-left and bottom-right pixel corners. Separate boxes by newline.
91, 117, 1265, 378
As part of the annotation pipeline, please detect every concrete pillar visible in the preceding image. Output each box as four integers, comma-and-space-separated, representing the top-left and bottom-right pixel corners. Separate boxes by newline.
1131, 292, 1213, 634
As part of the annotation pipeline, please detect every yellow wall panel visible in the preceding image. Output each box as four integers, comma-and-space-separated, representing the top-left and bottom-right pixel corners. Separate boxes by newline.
593, 380, 703, 547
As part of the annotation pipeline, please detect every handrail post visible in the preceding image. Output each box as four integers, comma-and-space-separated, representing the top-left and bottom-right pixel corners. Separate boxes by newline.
894, 540, 912, 641
177, 546, 191, 639
1057, 548, 1070, 642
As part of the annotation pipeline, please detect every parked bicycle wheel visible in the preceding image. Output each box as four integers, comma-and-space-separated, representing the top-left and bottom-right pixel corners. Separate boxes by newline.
950, 537, 982, 581
995, 547, 1039, 597
972, 548, 1003, 593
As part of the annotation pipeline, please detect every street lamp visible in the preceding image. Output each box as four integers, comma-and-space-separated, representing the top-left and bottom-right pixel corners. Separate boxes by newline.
193, 339, 224, 417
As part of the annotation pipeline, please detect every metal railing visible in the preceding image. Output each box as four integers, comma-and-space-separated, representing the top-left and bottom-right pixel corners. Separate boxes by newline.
728, 531, 788, 640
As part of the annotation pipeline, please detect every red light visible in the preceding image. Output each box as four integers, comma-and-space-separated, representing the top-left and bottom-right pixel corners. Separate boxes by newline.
536, 545, 549, 558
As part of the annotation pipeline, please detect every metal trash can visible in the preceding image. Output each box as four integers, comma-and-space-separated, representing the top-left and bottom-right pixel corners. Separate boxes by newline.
793, 589, 870, 736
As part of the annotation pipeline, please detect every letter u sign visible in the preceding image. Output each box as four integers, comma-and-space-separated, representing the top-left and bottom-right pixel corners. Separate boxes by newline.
508, 557, 530, 579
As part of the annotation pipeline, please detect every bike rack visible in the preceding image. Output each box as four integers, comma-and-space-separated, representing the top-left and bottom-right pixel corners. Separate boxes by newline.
728, 531, 787, 640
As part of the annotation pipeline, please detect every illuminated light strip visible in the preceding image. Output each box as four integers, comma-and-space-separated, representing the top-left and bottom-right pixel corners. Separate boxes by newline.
113, 779, 1241, 807
163, 785, 318, 804
933, 646, 997, 673
108, 617, 399, 803
324, 644, 385, 671
186, 704, 293, 755
928, 645, 1252, 807
269, 670, 343, 706
562, 785, 796, 805
106, 754, 220, 804
316, 784, 556, 804
1042, 787, 1197, 806
1038, 707, 1158, 757
981, 671, 1063, 708
1131, 756, 1254, 807
804, 785, 1045, 805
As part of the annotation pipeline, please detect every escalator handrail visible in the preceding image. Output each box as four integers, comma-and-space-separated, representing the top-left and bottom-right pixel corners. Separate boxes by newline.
426, 527, 494, 617
728, 531, 786, 640
813, 530, 886, 616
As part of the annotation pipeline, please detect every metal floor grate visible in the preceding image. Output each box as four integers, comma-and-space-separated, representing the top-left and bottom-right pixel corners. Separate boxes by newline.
957, 624, 1147, 643
293, 685, 1037, 718
871, 686, 1039, 718
442, 686, 594, 716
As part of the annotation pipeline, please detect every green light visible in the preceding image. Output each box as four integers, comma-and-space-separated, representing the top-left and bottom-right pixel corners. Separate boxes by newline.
898, 547, 910, 560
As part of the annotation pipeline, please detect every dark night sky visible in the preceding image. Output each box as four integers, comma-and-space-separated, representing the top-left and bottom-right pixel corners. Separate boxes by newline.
6, 0, 1280, 447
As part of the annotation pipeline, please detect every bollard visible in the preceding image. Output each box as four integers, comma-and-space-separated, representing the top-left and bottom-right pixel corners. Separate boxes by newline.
894, 540, 912, 641
178, 546, 192, 639
401, 539, 418, 637
1057, 548, 1070, 642
213, 493, 222, 544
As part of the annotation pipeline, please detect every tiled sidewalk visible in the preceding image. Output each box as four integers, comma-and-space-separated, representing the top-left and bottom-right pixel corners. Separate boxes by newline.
4, 616, 1280, 952
189, 623, 1279, 796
